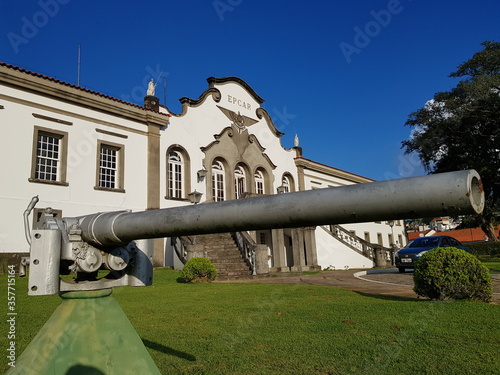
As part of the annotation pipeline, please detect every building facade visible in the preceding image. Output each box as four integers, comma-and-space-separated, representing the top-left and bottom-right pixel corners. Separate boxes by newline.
0, 63, 406, 273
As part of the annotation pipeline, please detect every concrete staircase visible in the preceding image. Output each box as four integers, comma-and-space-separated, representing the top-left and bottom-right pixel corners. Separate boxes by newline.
193, 233, 252, 280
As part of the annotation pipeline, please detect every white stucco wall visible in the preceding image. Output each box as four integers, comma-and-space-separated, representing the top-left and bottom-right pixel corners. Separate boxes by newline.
315, 227, 374, 269
0, 84, 150, 253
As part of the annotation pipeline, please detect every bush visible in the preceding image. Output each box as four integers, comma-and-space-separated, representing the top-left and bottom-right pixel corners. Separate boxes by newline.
413, 247, 493, 302
180, 257, 217, 283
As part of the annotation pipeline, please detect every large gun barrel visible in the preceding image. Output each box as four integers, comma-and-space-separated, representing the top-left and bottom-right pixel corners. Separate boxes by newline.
81, 169, 484, 248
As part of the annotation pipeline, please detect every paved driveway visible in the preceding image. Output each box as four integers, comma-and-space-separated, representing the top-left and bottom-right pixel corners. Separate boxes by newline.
219, 269, 500, 303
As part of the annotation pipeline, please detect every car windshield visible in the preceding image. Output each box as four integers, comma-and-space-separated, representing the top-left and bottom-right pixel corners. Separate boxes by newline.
407, 237, 440, 248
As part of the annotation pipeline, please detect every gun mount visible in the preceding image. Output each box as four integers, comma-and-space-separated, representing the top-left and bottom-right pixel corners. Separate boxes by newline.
23, 169, 484, 296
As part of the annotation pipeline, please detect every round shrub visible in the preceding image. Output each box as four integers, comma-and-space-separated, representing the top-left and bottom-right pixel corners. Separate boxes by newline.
413, 247, 493, 302
180, 257, 217, 283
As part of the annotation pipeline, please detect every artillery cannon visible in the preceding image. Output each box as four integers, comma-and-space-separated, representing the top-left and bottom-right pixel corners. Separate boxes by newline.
9, 170, 484, 375
23, 169, 483, 296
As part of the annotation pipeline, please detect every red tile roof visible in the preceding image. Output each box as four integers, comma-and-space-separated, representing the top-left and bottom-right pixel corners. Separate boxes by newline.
408, 227, 498, 242
0, 62, 170, 116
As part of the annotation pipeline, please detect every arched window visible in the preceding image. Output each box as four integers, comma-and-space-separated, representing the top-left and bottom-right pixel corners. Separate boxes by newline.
255, 169, 265, 195
212, 160, 225, 202
234, 165, 246, 199
168, 151, 183, 199
281, 173, 295, 193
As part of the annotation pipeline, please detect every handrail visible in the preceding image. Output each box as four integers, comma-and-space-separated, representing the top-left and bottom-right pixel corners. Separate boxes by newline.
171, 236, 194, 264
231, 231, 256, 275
323, 225, 391, 260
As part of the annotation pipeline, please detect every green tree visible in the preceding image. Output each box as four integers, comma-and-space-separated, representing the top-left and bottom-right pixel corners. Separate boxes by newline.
402, 41, 500, 240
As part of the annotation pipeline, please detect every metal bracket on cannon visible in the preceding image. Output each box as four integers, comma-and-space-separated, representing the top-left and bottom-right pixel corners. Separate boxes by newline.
21, 198, 153, 296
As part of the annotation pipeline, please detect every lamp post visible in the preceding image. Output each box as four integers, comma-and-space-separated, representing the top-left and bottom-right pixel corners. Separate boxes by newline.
188, 190, 203, 204
388, 220, 395, 265
197, 169, 208, 183
277, 185, 286, 194
387, 220, 395, 243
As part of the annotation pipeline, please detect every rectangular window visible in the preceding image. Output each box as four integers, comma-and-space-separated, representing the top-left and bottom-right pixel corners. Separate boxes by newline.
99, 146, 117, 188
95, 141, 125, 192
169, 163, 182, 198
217, 174, 225, 201
256, 181, 264, 195
213, 174, 225, 201
364, 232, 370, 243
235, 177, 245, 199
36, 134, 60, 181
30, 126, 68, 185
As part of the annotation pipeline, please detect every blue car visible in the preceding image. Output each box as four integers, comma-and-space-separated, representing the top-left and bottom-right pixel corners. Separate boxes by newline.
395, 236, 470, 273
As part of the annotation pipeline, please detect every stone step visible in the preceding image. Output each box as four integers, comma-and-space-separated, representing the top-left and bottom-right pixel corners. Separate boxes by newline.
203, 245, 239, 251
182, 232, 252, 279
195, 234, 234, 241
210, 257, 246, 264
214, 263, 251, 271
216, 271, 252, 279
209, 256, 244, 262
205, 250, 239, 255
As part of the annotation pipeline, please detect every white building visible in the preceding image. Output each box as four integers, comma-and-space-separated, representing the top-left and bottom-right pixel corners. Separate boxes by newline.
0, 63, 406, 275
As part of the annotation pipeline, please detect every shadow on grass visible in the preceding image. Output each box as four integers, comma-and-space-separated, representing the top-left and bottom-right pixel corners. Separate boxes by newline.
143, 339, 196, 361
352, 290, 426, 302
65, 365, 105, 374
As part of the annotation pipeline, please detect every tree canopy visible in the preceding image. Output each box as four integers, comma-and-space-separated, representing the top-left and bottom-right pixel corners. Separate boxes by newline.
402, 41, 500, 239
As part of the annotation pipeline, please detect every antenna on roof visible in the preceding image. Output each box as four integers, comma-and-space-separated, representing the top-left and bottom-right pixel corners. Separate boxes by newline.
77, 44, 81, 86
163, 77, 167, 106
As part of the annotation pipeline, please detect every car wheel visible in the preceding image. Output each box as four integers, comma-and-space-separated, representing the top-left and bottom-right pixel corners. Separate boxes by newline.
398, 267, 405, 273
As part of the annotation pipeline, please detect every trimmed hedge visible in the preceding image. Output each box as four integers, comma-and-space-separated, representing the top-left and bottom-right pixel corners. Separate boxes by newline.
180, 257, 218, 283
413, 247, 493, 302
0, 253, 29, 274
465, 241, 500, 257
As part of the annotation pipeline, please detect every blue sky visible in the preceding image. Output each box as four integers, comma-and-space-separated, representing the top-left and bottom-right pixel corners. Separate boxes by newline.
1, 0, 499, 181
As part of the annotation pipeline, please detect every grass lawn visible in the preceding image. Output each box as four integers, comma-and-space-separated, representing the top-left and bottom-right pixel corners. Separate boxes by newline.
1, 268, 499, 375
478, 256, 500, 273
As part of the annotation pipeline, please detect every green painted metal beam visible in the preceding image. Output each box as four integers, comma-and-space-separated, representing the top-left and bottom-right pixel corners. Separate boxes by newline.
6, 289, 161, 375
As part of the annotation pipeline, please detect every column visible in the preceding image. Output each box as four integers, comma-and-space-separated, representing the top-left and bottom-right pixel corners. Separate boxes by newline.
147, 122, 163, 267
254, 244, 270, 275
304, 226, 321, 270
271, 229, 288, 272
290, 228, 307, 272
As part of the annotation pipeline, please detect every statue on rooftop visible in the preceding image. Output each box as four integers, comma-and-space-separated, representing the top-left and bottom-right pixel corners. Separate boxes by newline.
147, 78, 156, 96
